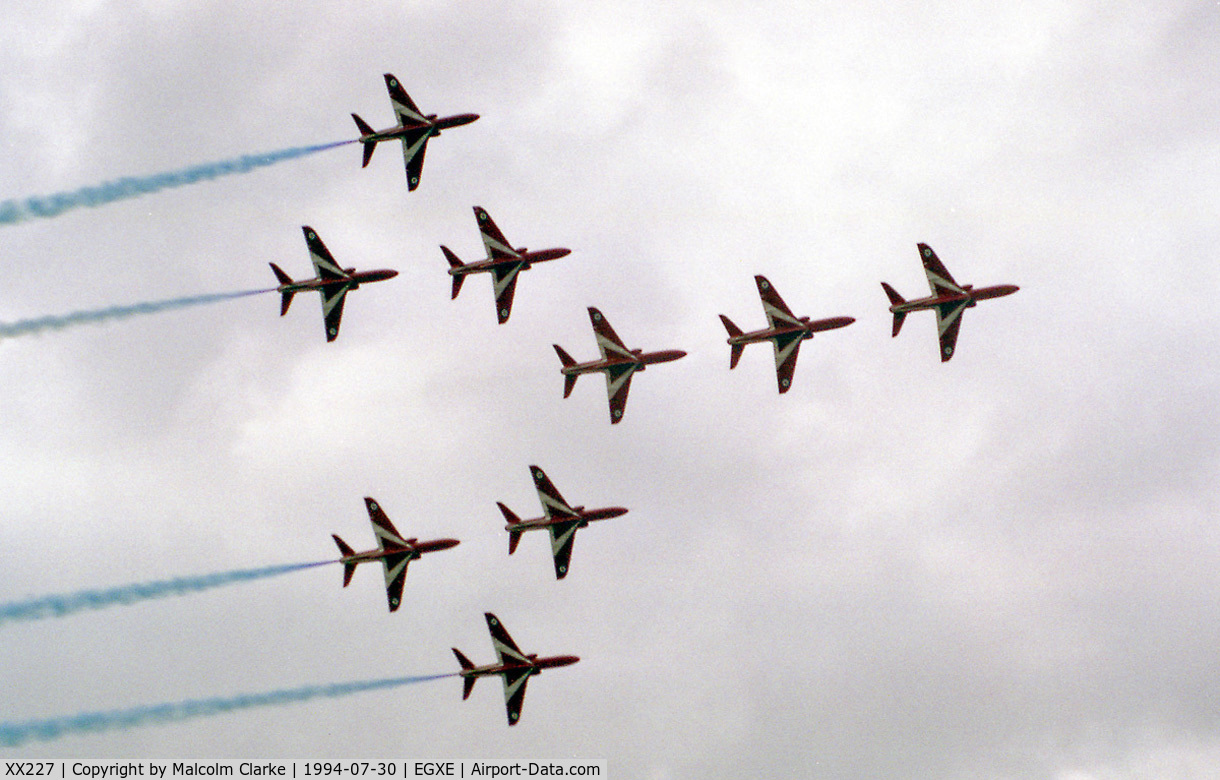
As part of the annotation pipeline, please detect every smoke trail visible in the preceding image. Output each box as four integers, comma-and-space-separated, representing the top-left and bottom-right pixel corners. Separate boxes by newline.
0, 288, 273, 339
0, 673, 456, 747
0, 140, 353, 227
0, 560, 332, 625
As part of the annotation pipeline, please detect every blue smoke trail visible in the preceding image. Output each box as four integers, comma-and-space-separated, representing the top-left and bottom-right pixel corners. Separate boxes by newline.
0, 560, 332, 625
0, 673, 456, 747
0, 140, 353, 227
0, 288, 273, 339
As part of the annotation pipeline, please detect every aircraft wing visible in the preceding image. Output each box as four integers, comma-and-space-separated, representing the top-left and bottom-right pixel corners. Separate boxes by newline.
384, 74, 427, 125
529, 466, 577, 519
501, 667, 531, 726
918, 243, 965, 297
548, 520, 580, 579
771, 332, 803, 393
365, 498, 409, 549
755, 275, 801, 330
588, 308, 633, 361
474, 207, 519, 260
934, 300, 968, 361
400, 129, 432, 191
381, 551, 411, 612
303, 227, 348, 281
485, 613, 529, 665
604, 363, 636, 424
320, 283, 350, 342
490, 263, 523, 324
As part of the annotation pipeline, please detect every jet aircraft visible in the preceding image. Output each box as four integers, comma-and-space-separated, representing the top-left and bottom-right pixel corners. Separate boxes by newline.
441, 206, 571, 324
553, 307, 686, 424
496, 465, 628, 579
331, 497, 460, 612
452, 612, 580, 726
351, 73, 479, 190
881, 243, 1019, 361
719, 275, 855, 393
270, 227, 398, 342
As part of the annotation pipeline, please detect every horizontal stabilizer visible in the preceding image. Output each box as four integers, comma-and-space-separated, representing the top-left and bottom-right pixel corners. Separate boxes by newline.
729, 344, 744, 369
881, 282, 907, 337
553, 344, 575, 368
452, 648, 476, 700
881, 281, 905, 306
269, 262, 293, 286
441, 246, 466, 299
719, 314, 743, 339
352, 115, 377, 167
891, 311, 907, 338
332, 535, 357, 587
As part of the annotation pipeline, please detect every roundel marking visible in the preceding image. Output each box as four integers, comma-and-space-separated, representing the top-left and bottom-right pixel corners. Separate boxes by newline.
410, 176, 419, 185
500, 308, 509, 318
307, 231, 316, 240
593, 311, 602, 321
370, 501, 378, 511
489, 616, 498, 626
509, 711, 519, 722
329, 327, 337, 336
923, 247, 932, 257
478, 211, 487, 220
389, 78, 398, 87
781, 378, 790, 387
613, 409, 623, 418
391, 597, 399, 606
559, 565, 567, 574
760, 280, 769, 290
534, 469, 544, 481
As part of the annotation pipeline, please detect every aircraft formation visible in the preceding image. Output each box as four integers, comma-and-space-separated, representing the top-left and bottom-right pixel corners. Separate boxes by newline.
282, 74, 1018, 725
8, 72, 1020, 733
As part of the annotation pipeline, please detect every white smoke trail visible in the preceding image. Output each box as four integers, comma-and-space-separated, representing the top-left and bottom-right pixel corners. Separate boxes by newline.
0, 560, 332, 625
0, 141, 353, 227
0, 288, 273, 339
0, 673, 457, 747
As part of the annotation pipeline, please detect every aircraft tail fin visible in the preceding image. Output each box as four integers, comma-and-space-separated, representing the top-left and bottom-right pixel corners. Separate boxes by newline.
496, 502, 524, 554
719, 315, 745, 368
332, 535, 357, 587
270, 263, 295, 315
729, 344, 744, 369
452, 649, 477, 699
880, 283, 907, 337
352, 114, 377, 167
553, 345, 578, 398
441, 246, 466, 299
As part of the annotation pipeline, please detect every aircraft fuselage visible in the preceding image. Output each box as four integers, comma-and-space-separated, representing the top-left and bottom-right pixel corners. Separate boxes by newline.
277, 268, 399, 295
561, 348, 687, 377
458, 654, 581, 682
360, 113, 480, 143
505, 505, 628, 533
728, 315, 856, 346
887, 284, 1019, 315
339, 537, 460, 566
447, 247, 571, 278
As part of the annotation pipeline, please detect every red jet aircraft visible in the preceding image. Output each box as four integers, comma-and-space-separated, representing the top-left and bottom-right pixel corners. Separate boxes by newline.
441, 206, 571, 324
452, 612, 580, 726
351, 73, 479, 191
719, 275, 855, 393
881, 243, 1019, 361
553, 307, 686, 424
331, 497, 460, 612
496, 465, 627, 579
270, 227, 398, 342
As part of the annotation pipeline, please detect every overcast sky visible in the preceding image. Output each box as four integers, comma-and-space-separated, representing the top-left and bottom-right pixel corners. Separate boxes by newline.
1, 1, 1218, 777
